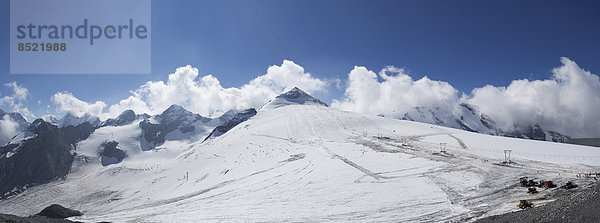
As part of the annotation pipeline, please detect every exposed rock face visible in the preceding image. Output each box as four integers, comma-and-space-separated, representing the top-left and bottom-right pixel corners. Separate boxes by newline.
98, 141, 127, 166
400, 103, 571, 143
139, 105, 211, 149
0, 213, 75, 222
548, 131, 571, 143
455, 118, 477, 132
100, 110, 139, 127
278, 87, 328, 106
263, 87, 328, 109
0, 109, 28, 125
35, 204, 83, 219
60, 122, 96, 144
506, 124, 547, 141
216, 108, 242, 124
139, 119, 164, 149
480, 113, 497, 130
205, 108, 257, 141
567, 138, 600, 147
0, 120, 95, 198
58, 112, 100, 128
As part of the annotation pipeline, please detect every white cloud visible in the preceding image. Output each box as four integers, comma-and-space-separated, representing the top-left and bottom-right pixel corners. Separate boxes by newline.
43, 57, 600, 137
464, 57, 600, 137
0, 114, 20, 145
107, 95, 151, 116
333, 58, 600, 138
0, 82, 34, 120
51, 92, 106, 117
107, 59, 327, 117
332, 65, 459, 115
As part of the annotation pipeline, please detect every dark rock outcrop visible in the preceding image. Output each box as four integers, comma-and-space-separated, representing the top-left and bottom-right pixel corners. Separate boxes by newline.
459, 103, 476, 116
480, 114, 497, 130
506, 124, 547, 141
139, 105, 210, 149
0, 120, 95, 198
548, 131, 571, 143
0, 213, 75, 222
139, 119, 165, 149
264, 87, 328, 109
100, 110, 136, 127
99, 141, 127, 166
35, 204, 83, 219
276, 87, 328, 106
455, 118, 477, 132
205, 108, 257, 141
567, 138, 600, 147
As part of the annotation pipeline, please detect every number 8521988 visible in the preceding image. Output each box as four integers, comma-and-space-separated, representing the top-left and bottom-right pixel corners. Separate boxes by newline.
17, 43, 66, 51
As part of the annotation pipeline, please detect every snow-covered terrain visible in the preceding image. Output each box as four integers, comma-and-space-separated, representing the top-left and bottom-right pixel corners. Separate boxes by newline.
1, 90, 599, 222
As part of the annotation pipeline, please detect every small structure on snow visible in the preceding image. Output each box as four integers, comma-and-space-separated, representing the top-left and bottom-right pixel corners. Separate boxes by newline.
517, 200, 534, 209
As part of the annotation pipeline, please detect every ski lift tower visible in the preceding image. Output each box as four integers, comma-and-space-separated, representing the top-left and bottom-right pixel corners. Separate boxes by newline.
440, 143, 447, 154
504, 150, 512, 163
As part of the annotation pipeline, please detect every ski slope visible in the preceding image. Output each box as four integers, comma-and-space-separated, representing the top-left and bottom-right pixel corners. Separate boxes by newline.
1, 104, 600, 222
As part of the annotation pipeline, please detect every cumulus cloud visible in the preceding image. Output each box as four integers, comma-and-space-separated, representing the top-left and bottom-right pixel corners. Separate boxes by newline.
464, 57, 600, 137
51, 92, 106, 117
0, 115, 20, 145
0, 82, 34, 120
44, 57, 599, 137
332, 65, 459, 115
107, 95, 151, 116
333, 57, 600, 138
106, 59, 327, 117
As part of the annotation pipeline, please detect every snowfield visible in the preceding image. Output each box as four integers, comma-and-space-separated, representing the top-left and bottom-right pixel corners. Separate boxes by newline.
1, 104, 600, 222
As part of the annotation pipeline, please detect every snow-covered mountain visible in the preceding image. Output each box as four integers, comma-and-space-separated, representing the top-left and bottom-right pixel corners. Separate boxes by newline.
0, 110, 28, 127
394, 103, 571, 142
139, 105, 215, 149
0, 119, 95, 198
262, 87, 328, 109
56, 112, 101, 128
100, 110, 149, 127
0, 104, 254, 198
0, 88, 599, 222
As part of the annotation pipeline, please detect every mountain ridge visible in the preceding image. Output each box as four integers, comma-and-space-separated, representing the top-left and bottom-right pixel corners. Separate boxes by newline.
395, 103, 571, 143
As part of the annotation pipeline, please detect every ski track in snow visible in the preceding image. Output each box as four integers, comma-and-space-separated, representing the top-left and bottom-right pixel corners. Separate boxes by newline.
1, 105, 600, 222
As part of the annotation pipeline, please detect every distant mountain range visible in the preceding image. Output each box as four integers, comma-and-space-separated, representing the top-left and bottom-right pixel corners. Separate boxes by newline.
0, 103, 256, 198
385, 103, 571, 143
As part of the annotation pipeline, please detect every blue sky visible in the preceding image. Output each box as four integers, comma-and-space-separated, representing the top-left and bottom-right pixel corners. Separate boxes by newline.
1, 0, 600, 118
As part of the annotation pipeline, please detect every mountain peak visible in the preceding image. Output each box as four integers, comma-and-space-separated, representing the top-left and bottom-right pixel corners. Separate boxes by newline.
29, 118, 54, 132
119, 109, 135, 117
162, 104, 191, 115
0, 110, 29, 125
100, 110, 138, 127
58, 112, 100, 128
264, 87, 328, 109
